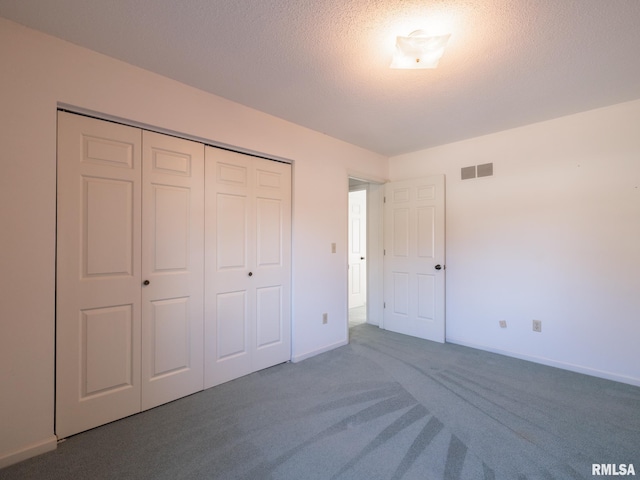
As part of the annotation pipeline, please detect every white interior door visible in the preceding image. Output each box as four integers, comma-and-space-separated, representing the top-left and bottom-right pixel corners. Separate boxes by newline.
141, 131, 204, 410
56, 112, 142, 438
383, 175, 445, 342
348, 189, 367, 308
204, 148, 291, 388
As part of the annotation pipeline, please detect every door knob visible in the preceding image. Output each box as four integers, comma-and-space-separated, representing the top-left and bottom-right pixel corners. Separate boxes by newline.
434, 264, 443, 270
360, 256, 365, 260
248, 272, 253, 277
143, 280, 150, 285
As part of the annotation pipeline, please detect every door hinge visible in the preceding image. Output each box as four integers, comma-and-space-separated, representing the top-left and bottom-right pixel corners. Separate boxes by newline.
383, 302, 386, 309
383, 196, 386, 204
383, 249, 386, 256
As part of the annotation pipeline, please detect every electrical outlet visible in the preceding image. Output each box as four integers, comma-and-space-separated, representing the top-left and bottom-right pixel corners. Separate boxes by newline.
532, 320, 542, 333
499, 320, 507, 328
322, 313, 328, 324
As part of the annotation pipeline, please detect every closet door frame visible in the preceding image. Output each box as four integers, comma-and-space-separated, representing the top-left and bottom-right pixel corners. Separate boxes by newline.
57, 110, 292, 437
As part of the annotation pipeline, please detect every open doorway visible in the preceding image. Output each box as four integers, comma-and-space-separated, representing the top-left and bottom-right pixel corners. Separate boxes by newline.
348, 179, 368, 328
346, 174, 444, 339
347, 175, 384, 331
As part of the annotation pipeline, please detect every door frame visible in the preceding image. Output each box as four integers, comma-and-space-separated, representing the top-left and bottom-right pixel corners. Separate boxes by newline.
55, 107, 295, 436
346, 172, 446, 338
346, 173, 386, 330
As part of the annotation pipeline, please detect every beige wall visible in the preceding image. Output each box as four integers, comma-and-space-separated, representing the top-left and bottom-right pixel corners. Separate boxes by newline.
390, 99, 640, 386
0, 18, 387, 467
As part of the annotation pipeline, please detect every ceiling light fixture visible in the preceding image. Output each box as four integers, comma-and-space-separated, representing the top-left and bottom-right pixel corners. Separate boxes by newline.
390, 30, 451, 69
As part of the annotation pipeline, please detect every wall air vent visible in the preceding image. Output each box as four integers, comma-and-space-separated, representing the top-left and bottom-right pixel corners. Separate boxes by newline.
461, 166, 476, 180
462, 163, 493, 180
477, 163, 494, 177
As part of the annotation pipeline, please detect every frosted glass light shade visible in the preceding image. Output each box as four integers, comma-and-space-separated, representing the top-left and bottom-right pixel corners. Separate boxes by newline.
390, 30, 451, 69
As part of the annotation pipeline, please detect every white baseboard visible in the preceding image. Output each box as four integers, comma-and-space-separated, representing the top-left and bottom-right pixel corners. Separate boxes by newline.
291, 338, 348, 363
0, 435, 57, 469
446, 336, 640, 387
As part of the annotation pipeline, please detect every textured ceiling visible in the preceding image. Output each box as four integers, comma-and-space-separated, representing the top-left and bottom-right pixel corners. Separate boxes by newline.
2, 0, 640, 156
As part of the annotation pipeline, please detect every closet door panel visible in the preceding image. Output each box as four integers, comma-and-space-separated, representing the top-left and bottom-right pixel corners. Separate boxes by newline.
205, 148, 291, 388
56, 112, 142, 439
141, 131, 204, 410
205, 149, 253, 387
149, 297, 190, 375
217, 193, 248, 269
82, 305, 134, 395
152, 185, 190, 270
256, 286, 283, 347
83, 177, 134, 276
252, 159, 291, 369
256, 198, 283, 266
216, 291, 249, 359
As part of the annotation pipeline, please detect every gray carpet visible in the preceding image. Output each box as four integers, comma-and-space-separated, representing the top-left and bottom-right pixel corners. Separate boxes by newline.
349, 306, 367, 328
2, 324, 639, 479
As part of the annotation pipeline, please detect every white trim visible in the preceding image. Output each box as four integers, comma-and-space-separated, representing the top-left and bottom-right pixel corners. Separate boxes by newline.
346, 169, 387, 185
447, 336, 640, 387
0, 435, 57, 469
291, 339, 348, 363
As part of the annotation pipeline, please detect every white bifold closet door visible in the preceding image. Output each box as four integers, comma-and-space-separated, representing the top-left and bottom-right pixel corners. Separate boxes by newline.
56, 112, 204, 438
204, 148, 292, 388
140, 130, 204, 411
